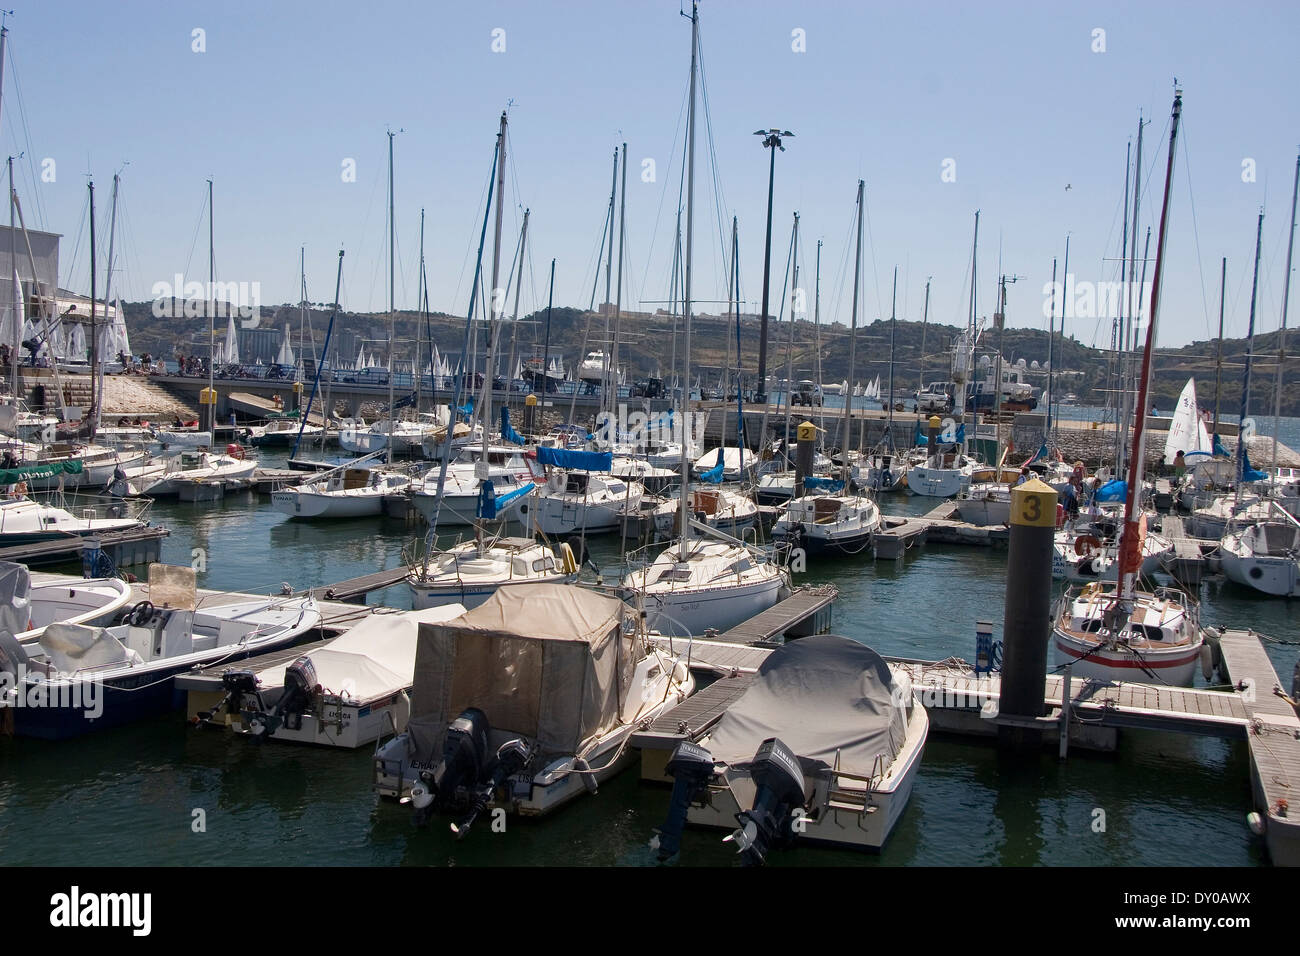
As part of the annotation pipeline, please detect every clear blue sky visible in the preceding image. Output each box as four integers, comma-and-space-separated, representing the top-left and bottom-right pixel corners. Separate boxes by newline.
4, 0, 1298, 349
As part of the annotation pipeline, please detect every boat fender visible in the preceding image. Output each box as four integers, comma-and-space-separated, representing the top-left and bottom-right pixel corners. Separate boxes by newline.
558, 541, 578, 575
1074, 534, 1101, 557
574, 757, 598, 794
226, 443, 246, 460
1201, 642, 1214, 681
548, 472, 564, 494
672, 659, 689, 686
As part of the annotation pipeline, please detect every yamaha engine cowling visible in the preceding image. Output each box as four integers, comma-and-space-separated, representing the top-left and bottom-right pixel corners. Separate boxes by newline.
265, 656, 319, 734
725, 737, 809, 866
656, 740, 717, 861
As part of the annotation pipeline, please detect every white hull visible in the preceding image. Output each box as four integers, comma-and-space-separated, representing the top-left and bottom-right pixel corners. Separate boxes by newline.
272, 488, 386, 518
637, 574, 783, 638
905, 465, 970, 498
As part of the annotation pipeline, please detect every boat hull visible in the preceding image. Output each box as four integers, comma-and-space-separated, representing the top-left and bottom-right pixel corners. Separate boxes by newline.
1052, 630, 1201, 686
635, 575, 783, 638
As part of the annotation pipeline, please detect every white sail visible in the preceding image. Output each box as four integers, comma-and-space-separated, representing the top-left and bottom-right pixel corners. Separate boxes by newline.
115, 299, 132, 358
224, 313, 240, 364
276, 323, 295, 366
1164, 377, 1212, 464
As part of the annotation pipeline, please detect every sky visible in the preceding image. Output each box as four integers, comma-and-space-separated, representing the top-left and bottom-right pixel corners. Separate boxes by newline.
4, 0, 1299, 351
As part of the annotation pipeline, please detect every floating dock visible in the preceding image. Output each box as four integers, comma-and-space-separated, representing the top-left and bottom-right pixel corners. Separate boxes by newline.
0, 525, 170, 568
1157, 514, 1215, 584
710, 584, 837, 644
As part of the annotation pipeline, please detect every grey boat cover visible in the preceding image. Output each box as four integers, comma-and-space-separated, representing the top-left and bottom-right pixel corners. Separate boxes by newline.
706, 634, 906, 777
0, 561, 31, 637
408, 583, 636, 762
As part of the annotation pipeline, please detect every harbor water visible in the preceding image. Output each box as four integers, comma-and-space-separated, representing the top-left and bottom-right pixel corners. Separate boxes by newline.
0, 422, 1297, 866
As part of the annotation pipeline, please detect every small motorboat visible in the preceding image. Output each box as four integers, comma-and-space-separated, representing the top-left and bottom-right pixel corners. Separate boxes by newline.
0, 562, 133, 645
654, 634, 928, 863
373, 583, 694, 831
194, 604, 467, 748
407, 536, 579, 610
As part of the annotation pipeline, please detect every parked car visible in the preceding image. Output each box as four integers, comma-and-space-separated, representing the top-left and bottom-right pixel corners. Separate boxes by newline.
915, 381, 955, 413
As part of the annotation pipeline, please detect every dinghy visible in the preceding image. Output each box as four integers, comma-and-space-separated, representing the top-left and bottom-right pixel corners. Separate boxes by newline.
0, 563, 133, 645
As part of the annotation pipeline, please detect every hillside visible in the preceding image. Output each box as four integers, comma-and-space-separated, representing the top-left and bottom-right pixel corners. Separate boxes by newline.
119, 300, 1298, 416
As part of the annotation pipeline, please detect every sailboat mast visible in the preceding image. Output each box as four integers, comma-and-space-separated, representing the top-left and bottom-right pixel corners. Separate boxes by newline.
386, 130, 397, 459
610, 143, 628, 423
916, 277, 930, 400
1237, 208, 1264, 505
97, 173, 119, 432
1270, 150, 1299, 474
480, 111, 508, 466
206, 179, 213, 436
814, 239, 825, 434
679, 0, 699, 543
505, 208, 530, 418
542, 257, 555, 403
782, 212, 799, 463
415, 212, 424, 415
841, 180, 864, 485
1118, 90, 1181, 601
8, 157, 16, 397
1046, 256, 1057, 437
604, 148, 618, 397
731, 215, 743, 472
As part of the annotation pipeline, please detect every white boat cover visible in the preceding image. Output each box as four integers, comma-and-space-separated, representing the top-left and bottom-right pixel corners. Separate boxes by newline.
409, 583, 636, 760
706, 634, 907, 776
0, 561, 31, 637
255, 605, 466, 700
39, 623, 135, 674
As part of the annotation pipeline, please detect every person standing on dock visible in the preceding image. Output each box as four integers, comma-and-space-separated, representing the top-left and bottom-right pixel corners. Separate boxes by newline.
1173, 449, 1187, 479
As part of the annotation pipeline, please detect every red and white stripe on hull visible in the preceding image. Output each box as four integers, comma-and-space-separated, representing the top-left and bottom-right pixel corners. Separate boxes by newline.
1052, 633, 1201, 686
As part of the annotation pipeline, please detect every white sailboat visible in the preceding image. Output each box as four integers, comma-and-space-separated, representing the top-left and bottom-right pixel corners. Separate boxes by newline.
1219, 505, 1300, 597
272, 460, 411, 519
1164, 377, 1212, 465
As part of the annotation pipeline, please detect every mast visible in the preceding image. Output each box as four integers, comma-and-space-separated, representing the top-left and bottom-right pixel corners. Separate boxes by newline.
1117, 90, 1181, 602
1056, 235, 1069, 446
89, 179, 98, 438
603, 148, 618, 397
841, 180, 864, 485
814, 239, 825, 435
479, 110, 508, 469
1270, 150, 1299, 474
95, 173, 119, 434
505, 208, 530, 420
1118, 117, 1145, 478
610, 143, 627, 423
206, 179, 214, 438
1046, 256, 1057, 437
730, 215, 744, 472
886, 266, 897, 449
293, 251, 344, 461
415, 214, 424, 415
7, 157, 15, 397
541, 257, 555, 404
678, 0, 699, 547
1212, 257, 1227, 435
1236, 208, 1264, 504
916, 277, 930, 400
386, 130, 396, 459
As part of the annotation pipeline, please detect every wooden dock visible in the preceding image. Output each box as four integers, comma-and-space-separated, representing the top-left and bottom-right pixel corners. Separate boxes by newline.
709, 585, 837, 644
901, 501, 1011, 547
311, 567, 410, 603
0, 525, 170, 568
872, 515, 929, 559
1157, 514, 1217, 584
1217, 628, 1300, 866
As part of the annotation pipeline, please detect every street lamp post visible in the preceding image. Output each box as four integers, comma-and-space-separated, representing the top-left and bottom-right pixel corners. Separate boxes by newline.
754, 128, 792, 406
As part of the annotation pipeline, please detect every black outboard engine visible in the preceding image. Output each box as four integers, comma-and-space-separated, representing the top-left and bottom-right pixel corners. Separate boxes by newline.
655, 740, 716, 861
450, 737, 530, 838
725, 737, 809, 866
195, 668, 260, 728
254, 656, 319, 735
413, 707, 491, 823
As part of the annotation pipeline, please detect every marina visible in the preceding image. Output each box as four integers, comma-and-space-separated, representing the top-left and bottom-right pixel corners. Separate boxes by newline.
0, 1, 1297, 909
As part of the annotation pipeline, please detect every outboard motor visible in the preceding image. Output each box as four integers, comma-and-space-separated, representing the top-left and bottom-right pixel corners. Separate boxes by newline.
450, 737, 530, 838
655, 740, 716, 861
724, 737, 809, 866
195, 668, 260, 728
252, 656, 319, 736
413, 707, 492, 822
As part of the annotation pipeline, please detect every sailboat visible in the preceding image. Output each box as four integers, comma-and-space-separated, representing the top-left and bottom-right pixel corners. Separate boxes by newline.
620, 2, 789, 638
1051, 90, 1206, 686
772, 182, 883, 556
1164, 377, 1212, 466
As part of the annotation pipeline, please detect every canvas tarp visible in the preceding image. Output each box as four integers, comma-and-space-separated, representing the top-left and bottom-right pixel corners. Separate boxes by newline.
705, 634, 907, 777
39, 623, 133, 673
254, 605, 466, 700
0, 561, 30, 637
409, 584, 636, 762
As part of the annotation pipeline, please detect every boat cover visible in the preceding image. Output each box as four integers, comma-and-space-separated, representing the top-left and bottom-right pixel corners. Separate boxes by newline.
254, 605, 466, 699
0, 561, 30, 636
408, 583, 636, 760
705, 634, 906, 777
39, 623, 134, 674
536, 446, 611, 471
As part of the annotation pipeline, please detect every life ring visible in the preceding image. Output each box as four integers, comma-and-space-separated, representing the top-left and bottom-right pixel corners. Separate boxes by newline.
226, 443, 246, 460
1074, 534, 1102, 557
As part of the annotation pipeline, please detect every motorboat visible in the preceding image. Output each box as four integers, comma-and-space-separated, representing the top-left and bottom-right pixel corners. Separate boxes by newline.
0, 564, 321, 738
373, 584, 695, 829
1219, 507, 1300, 597
123, 450, 256, 497
0, 562, 133, 645
194, 605, 467, 748
654, 635, 927, 863
0, 495, 145, 547
771, 491, 882, 556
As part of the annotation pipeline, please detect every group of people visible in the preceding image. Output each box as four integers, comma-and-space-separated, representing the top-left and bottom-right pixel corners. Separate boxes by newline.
1008, 459, 1103, 524
175, 353, 207, 376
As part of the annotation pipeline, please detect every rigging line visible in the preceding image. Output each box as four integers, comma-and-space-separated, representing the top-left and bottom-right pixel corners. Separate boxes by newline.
179, 183, 208, 290
1178, 125, 1216, 342
448, 157, 497, 320
6, 43, 47, 229
861, 183, 886, 325
695, 27, 732, 293
637, 81, 691, 307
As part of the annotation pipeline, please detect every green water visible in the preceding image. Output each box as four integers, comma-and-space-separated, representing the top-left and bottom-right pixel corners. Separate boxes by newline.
0, 445, 1296, 866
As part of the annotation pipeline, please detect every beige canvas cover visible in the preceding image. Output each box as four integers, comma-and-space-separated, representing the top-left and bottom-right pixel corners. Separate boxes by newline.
409, 583, 636, 761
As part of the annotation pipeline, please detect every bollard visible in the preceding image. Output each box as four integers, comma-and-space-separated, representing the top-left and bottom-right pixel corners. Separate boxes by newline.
998, 477, 1058, 754
524, 393, 538, 434
794, 420, 816, 498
